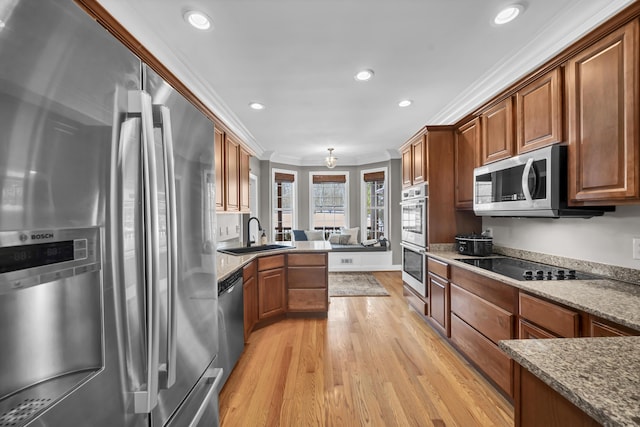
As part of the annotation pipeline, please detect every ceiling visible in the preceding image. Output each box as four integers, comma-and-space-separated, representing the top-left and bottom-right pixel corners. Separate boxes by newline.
97, 0, 634, 166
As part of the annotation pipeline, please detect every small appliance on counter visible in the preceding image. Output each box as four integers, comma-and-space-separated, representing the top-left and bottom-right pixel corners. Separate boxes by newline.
456, 234, 493, 257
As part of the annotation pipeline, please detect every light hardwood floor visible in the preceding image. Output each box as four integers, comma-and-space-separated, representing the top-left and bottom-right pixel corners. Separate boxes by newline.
219, 271, 514, 426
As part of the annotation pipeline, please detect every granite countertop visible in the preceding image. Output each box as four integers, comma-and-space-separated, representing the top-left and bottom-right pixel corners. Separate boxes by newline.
217, 241, 332, 281
426, 251, 640, 332
500, 337, 640, 427
427, 249, 640, 426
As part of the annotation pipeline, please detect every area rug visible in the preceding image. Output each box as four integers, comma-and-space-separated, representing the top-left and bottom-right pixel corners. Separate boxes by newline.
328, 272, 390, 297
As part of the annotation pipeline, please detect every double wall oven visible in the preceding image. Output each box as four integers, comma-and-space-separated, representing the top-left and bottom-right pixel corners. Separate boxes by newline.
400, 184, 428, 297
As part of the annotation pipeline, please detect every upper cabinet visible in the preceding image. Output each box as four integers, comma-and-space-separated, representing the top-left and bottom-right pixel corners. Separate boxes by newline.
216, 126, 251, 213
481, 98, 514, 164
454, 118, 481, 209
516, 67, 563, 154
214, 128, 225, 211
401, 134, 426, 188
566, 19, 640, 205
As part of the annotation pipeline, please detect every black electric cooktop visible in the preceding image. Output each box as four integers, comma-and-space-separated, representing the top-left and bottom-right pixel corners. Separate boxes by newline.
455, 257, 601, 281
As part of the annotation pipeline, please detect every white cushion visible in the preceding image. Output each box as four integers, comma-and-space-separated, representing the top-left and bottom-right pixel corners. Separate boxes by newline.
340, 227, 359, 245
304, 230, 325, 241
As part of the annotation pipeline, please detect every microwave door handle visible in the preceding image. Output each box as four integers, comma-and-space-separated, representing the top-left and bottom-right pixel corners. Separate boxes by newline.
521, 158, 534, 204
129, 90, 161, 413
155, 104, 178, 390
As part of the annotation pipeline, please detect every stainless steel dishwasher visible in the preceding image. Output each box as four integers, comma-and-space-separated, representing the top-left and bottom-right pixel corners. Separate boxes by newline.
216, 268, 245, 388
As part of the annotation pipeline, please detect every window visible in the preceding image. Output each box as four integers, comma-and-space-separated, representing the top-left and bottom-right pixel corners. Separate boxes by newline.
361, 168, 387, 240
272, 170, 296, 241
310, 172, 348, 238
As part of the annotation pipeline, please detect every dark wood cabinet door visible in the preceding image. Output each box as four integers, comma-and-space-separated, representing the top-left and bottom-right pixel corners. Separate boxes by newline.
411, 137, 425, 185
481, 98, 514, 164
225, 135, 240, 212
566, 20, 640, 204
516, 67, 563, 153
258, 267, 286, 320
401, 146, 412, 187
519, 319, 557, 339
214, 127, 225, 211
239, 147, 250, 212
454, 118, 480, 209
428, 273, 449, 336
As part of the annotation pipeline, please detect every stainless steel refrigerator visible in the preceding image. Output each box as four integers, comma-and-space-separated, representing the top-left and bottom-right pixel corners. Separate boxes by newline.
0, 1, 221, 426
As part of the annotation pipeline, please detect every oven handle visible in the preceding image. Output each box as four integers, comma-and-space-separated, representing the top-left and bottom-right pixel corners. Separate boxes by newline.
399, 199, 426, 206
400, 242, 426, 254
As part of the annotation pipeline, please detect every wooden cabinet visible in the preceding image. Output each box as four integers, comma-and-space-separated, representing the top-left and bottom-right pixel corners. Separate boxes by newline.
403, 284, 428, 316
243, 260, 258, 341
454, 118, 480, 209
411, 137, 425, 185
239, 147, 250, 212
449, 265, 516, 397
427, 257, 450, 336
401, 146, 412, 187
481, 98, 514, 164
401, 134, 426, 188
287, 253, 328, 313
257, 255, 286, 320
586, 315, 640, 337
225, 135, 240, 212
519, 293, 579, 338
514, 364, 600, 427
214, 128, 225, 211
215, 126, 251, 213
566, 20, 640, 205
519, 319, 557, 339
401, 127, 481, 244
516, 67, 563, 153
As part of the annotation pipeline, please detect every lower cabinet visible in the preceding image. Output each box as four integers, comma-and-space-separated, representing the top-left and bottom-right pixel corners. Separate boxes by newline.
243, 260, 258, 341
287, 252, 328, 313
257, 255, 286, 320
519, 292, 579, 338
514, 364, 600, 427
448, 265, 516, 398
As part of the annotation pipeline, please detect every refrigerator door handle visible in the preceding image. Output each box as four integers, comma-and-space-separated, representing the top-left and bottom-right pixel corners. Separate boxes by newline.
155, 104, 178, 390
188, 368, 224, 427
129, 90, 161, 413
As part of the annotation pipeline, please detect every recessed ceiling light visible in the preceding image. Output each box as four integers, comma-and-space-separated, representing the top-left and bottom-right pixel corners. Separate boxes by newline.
354, 69, 374, 82
494, 4, 524, 25
249, 102, 265, 110
184, 10, 212, 31
398, 99, 413, 108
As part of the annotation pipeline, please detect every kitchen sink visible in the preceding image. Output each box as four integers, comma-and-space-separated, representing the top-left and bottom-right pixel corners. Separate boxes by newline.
217, 244, 293, 256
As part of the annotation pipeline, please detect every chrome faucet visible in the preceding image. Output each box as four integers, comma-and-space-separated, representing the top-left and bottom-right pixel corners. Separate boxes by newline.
246, 216, 261, 247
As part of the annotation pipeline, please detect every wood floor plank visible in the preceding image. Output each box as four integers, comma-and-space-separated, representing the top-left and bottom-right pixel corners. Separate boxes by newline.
219, 271, 514, 426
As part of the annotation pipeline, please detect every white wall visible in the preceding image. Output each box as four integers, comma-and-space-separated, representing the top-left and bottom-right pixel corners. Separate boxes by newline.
484, 205, 640, 269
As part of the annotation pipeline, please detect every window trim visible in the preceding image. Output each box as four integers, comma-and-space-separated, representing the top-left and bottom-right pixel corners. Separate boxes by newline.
308, 170, 350, 233
360, 166, 388, 241
271, 168, 297, 241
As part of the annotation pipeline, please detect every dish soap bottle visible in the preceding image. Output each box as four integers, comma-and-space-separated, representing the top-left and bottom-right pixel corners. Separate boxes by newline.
260, 229, 268, 245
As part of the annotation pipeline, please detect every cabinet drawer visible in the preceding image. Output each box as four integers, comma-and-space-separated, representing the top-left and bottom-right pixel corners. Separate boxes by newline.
450, 266, 517, 312
519, 319, 558, 339
258, 254, 285, 271
288, 253, 326, 266
450, 314, 513, 397
287, 266, 327, 289
287, 289, 327, 311
519, 293, 579, 338
428, 257, 450, 279
404, 284, 427, 316
451, 283, 514, 344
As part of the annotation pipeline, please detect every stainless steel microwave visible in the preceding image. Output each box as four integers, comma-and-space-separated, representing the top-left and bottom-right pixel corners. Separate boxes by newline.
473, 145, 612, 218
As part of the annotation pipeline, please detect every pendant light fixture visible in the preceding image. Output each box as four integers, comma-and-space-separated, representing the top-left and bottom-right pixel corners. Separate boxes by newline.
325, 148, 338, 169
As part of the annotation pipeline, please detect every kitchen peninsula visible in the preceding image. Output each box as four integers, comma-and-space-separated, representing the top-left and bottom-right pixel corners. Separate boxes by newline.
217, 241, 332, 340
